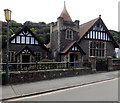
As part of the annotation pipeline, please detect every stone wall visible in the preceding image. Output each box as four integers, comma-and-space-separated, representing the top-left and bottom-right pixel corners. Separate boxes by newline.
89, 56, 120, 71
2, 68, 92, 85
112, 58, 120, 70
2, 44, 49, 63
106, 42, 116, 57
79, 39, 89, 61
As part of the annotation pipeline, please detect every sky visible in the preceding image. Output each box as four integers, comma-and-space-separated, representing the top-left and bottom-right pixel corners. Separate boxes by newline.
0, 0, 119, 31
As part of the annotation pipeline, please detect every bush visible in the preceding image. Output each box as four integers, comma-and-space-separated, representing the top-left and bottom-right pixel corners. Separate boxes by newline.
40, 59, 55, 62
83, 60, 91, 67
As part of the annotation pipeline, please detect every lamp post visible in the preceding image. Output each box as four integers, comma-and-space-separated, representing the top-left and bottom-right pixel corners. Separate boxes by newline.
4, 9, 11, 84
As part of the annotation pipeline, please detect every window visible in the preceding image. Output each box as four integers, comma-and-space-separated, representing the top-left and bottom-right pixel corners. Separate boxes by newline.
10, 32, 39, 45
9, 51, 15, 62
71, 46, 79, 52
21, 36, 25, 44
35, 40, 38, 44
86, 24, 111, 41
16, 36, 20, 43
90, 31, 92, 38
31, 37, 34, 44
11, 38, 15, 43
93, 31, 95, 39
86, 31, 111, 41
89, 41, 106, 57
26, 37, 30, 44
53, 52, 56, 58
22, 49, 31, 54
36, 52, 41, 61
66, 29, 73, 40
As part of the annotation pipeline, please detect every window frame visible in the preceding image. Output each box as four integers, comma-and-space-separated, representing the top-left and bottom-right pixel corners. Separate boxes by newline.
65, 29, 73, 40
9, 51, 15, 62
89, 41, 106, 57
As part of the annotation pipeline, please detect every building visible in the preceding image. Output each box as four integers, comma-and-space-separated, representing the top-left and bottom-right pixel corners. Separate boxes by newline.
0, 21, 2, 64
78, 16, 119, 60
115, 44, 120, 58
0, 21, 2, 35
2, 26, 49, 63
2, 2, 119, 67
49, 3, 85, 64
48, 2, 119, 64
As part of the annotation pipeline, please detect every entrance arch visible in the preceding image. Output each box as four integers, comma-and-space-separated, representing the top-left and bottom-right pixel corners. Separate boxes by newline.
69, 53, 79, 67
70, 54, 78, 63
22, 55, 30, 63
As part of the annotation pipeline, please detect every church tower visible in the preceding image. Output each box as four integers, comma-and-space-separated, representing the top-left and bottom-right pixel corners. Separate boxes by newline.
50, 2, 80, 61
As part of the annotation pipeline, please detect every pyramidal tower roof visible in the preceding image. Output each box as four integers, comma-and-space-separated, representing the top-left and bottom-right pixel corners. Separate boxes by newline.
59, 1, 72, 21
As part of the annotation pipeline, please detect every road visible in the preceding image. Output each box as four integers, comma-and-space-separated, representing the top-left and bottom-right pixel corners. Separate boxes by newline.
9, 78, 118, 101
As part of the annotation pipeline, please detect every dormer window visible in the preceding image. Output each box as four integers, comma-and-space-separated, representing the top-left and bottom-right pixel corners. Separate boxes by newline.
66, 29, 73, 40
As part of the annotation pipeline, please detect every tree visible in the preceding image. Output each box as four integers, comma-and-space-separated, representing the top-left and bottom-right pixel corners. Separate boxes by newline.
109, 30, 120, 43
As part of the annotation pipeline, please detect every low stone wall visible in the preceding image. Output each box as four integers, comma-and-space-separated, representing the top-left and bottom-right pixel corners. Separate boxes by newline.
112, 58, 120, 70
2, 68, 92, 85
89, 56, 120, 71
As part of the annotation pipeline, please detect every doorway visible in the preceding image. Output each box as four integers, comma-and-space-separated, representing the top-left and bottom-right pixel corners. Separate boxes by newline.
22, 55, 30, 63
70, 54, 78, 66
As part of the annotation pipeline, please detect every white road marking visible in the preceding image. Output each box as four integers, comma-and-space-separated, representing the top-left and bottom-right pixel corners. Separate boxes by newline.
8, 78, 118, 101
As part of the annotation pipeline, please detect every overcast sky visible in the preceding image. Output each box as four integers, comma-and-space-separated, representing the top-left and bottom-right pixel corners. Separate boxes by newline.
0, 0, 119, 31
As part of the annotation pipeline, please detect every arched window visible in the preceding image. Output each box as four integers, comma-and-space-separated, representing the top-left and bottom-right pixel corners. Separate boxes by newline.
66, 29, 73, 40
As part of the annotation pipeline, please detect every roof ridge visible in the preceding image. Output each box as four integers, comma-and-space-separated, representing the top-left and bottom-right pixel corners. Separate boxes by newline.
78, 17, 100, 41
80, 17, 99, 26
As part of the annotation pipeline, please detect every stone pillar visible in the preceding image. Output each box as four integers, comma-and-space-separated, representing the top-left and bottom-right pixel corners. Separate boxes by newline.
89, 56, 96, 72
107, 56, 113, 71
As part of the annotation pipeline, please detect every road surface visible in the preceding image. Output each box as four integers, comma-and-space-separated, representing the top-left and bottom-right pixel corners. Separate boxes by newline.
9, 78, 118, 101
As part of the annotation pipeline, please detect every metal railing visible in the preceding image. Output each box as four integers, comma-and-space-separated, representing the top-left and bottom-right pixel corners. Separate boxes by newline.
1, 62, 83, 72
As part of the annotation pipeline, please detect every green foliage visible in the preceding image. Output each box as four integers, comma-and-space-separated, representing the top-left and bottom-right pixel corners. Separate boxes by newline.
2, 20, 22, 36
2, 20, 119, 47
109, 30, 120, 43
83, 59, 91, 67
40, 59, 55, 62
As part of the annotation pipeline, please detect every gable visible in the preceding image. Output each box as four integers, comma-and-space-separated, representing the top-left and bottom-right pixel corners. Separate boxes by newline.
60, 41, 86, 55
79, 18, 99, 39
16, 46, 35, 56
79, 17, 119, 48
70, 44, 82, 52
10, 27, 39, 45
84, 22, 111, 41
22, 48, 31, 54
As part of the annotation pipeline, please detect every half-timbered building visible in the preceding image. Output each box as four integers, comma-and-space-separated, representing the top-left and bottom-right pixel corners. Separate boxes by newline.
78, 16, 119, 60
2, 26, 49, 63
48, 2, 119, 64
2, 2, 119, 69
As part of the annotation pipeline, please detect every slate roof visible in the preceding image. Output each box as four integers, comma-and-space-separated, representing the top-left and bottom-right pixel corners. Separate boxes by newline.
60, 41, 86, 55
60, 41, 76, 54
46, 16, 119, 53
79, 17, 99, 38
78, 17, 119, 48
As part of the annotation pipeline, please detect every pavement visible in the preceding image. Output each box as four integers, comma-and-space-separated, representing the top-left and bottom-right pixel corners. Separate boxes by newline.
1, 70, 119, 101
